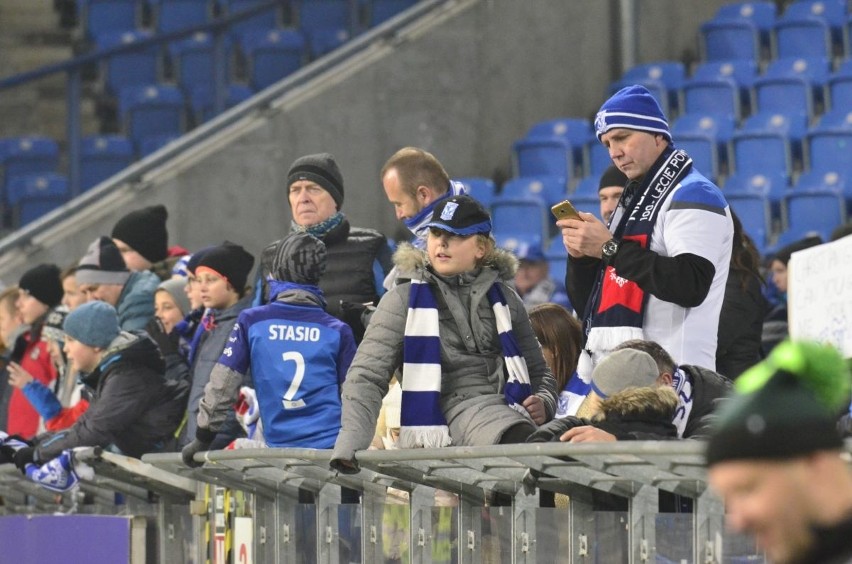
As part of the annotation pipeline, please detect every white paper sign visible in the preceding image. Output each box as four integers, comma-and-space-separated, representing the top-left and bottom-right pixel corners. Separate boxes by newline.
788, 234, 852, 357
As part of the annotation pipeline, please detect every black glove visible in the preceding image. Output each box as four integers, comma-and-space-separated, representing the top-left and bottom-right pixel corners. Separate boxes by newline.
181, 438, 212, 468
330, 457, 360, 475
526, 416, 587, 443
13, 446, 36, 473
146, 318, 180, 357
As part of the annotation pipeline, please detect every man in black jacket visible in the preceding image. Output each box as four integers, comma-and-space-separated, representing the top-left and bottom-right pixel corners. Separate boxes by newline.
13, 301, 188, 468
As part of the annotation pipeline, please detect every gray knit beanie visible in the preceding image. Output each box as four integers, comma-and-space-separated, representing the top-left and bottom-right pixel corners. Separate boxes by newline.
271, 232, 327, 285
63, 301, 120, 348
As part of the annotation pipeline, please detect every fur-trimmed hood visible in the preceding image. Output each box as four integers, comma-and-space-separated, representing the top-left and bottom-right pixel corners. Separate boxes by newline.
392, 242, 519, 282
593, 386, 678, 422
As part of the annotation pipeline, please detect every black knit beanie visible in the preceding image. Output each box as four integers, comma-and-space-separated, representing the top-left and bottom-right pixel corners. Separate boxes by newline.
195, 242, 255, 292
598, 164, 629, 192
773, 235, 823, 266
18, 263, 63, 308
111, 204, 169, 263
287, 153, 344, 210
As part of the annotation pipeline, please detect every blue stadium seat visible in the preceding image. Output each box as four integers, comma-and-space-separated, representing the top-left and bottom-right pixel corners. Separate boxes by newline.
672, 112, 736, 167
586, 141, 611, 178
138, 133, 181, 157
617, 61, 686, 115
545, 235, 569, 286
781, 0, 847, 51
217, 0, 279, 40
490, 197, 549, 246
794, 169, 851, 211
773, 17, 833, 59
500, 176, 567, 207
295, 0, 353, 57
814, 108, 852, 129
526, 118, 594, 176
147, 0, 210, 34
784, 189, 846, 240
725, 192, 772, 253
6, 173, 69, 227
118, 84, 185, 151
169, 32, 218, 96
513, 137, 574, 181
674, 136, 720, 181
96, 30, 158, 96
240, 29, 306, 91
0, 136, 60, 200
80, 135, 134, 190
369, 0, 418, 27
827, 58, 852, 111
723, 170, 789, 216
700, 19, 761, 62
78, 0, 139, 42
806, 128, 852, 175
691, 60, 758, 113
714, 1, 777, 48
189, 83, 254, 123
732, 111, 808, 177
754, 56, 830, 116
682, 78, 742, 119
454, 177, 496, 209
571, 175, 600, 198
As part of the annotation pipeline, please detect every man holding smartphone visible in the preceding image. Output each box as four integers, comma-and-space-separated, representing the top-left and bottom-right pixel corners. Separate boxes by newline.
558, 85, 732, 381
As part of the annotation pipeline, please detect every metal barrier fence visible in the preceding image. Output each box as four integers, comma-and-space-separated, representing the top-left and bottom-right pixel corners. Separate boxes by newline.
0, 442, 765, 563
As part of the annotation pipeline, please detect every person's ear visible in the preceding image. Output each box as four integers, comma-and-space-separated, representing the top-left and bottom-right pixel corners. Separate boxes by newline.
416, 185, 431, 203
657, 372, 673, 387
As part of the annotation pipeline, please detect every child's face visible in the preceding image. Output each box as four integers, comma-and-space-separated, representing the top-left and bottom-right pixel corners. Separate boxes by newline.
196, 269, 238, 310
15, 292, 49, 325
427, 228, 486, 277
0, 304, 22, 344
155, 291, 184, 334
186, 276, 204, 310
63, 335, 101, 373
62, 275, 87, 311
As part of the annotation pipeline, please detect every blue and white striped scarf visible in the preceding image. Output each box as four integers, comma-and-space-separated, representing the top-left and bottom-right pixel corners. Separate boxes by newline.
399, 278, 532, 448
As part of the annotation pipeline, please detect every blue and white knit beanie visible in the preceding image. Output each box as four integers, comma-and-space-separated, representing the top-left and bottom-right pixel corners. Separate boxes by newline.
594, 84, 672, 143
63, 301, 120, 348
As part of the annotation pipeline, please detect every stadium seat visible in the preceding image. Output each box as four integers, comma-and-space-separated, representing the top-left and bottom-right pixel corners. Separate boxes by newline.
773, 17, 833, 60
6, 173, 70, 227
571, 175, 600, 199
369, 0, 418, 27
806, 128, 852, 175
795, 169, 852, 213
700, 19, 761, 62
168, 32, 233, 99
147, 0, 210, 34
682, 78, 742, 120
525, 118, 594, 176
731, 111, 808, 178
587, 142, 611, 178
138, 133, 181, 157
672, 112, 736, 164
189, 83, 255, 123
305, 28, 350, 59
96, 30, 158, 96
545, 235, 569, 286
240, 29, 306, 91
691, 60, 758, 113
754, 56, 830, 117
217, 0, 279, 40
814, 108, 852, 129
513, 137, 574, 181
725, 192, 772, 253
490, 197, 549, 246
780, 0, 847, 51
118, 84, 185, 151
454, 177, 496, 209
80, 135, 134, 190
296, 0, 354, 39
723, 170, 789, 216
617, 61, 686, 115
827, 59, 852, 111
783, 189, 846, 239
78, 0, 139, 43
674, 136, 720, 181
0, 136, 60, 201
500, 176, 567, 207
714, 1, 777, 48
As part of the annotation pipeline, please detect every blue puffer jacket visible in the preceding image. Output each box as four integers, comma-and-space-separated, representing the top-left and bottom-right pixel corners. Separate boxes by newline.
117, 270, 160, 331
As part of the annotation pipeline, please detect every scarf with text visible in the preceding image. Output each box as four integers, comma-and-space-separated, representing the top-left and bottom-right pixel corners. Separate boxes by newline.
399, 278, 532, 448
583, 148, 692, 355
670, 367, 694, 438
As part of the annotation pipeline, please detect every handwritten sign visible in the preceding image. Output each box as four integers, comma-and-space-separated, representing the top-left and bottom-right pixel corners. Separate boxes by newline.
788, 234, 852, 357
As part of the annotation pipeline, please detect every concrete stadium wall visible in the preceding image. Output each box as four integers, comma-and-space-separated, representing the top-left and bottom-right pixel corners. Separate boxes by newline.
0, 0, 726, 284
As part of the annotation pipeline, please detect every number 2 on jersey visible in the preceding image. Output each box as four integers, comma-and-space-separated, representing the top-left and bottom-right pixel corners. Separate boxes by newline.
281, 351, 307, 410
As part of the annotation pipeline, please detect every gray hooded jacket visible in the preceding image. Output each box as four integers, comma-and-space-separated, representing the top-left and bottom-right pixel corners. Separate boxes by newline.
331, 244, 557, 465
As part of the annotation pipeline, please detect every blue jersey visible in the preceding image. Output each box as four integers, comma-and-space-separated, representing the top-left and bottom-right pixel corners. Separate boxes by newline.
219, 301, 356, 448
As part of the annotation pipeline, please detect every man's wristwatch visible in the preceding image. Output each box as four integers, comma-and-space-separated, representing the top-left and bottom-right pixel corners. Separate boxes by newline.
601, 238, 620, 259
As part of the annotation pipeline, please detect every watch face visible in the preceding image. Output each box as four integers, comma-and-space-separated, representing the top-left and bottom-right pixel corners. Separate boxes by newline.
603, 240, 618, 257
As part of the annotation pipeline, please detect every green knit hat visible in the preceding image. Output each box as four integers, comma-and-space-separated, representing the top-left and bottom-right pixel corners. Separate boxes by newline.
706, 340, 851, 466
